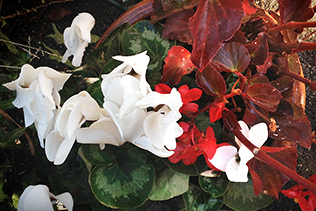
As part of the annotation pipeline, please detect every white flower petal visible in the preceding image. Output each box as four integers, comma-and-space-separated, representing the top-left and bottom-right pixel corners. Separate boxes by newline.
249, 122, 268, 148
132, 136, 174, 157
18, 185, 54, 211
53, 135, 76, 165
208, 145, 237, 172
45, 131, 64, 162
225, 158, 249, 182
76, 118, 124, 146
52, 192, 73, 211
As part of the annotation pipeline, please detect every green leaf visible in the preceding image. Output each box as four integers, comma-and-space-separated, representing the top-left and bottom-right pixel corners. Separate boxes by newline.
86, 81, 103, 107
0, 30, 18, 54
0, 98, 14, 110
163, 156, 208, 176
100, 59, 122, 75
0, 172, 9, 203
78, 144, 117, 167
149, 167, 189, 201
122, 21, 174, 86
198, 174, 229, 198
89, 146, 155, 209
182, 184, 223, 211
47, 23, 64, 44
223, 178, 274, 211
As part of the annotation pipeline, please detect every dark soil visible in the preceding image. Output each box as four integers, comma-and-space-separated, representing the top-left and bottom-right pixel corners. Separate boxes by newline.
1, 0, 316, 210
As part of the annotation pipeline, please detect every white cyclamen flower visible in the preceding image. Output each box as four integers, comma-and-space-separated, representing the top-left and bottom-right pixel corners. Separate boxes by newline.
135, 89, 184, 157
45, 91, 102, 165
62, 12, 95, 67
18, 184, 73, 211
225, 121, 268, 182
2, 64, 70, 147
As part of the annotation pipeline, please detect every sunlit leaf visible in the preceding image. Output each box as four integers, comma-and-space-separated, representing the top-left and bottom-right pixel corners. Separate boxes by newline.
183, 184, 223, 211
249, 146, 297, 197
245, 83, 282, 112
149, 167, 189, 201
196, 65, 227, 98
279, 0, 314, 23
245, 32, 268, 66
151, 0, 199, 23
211, 42, 250, 73
161, 46, 196, 86
269, 112, 312, 148
223, 177, 274, 211
162, 9, 194, 44
189, 0, 244, 69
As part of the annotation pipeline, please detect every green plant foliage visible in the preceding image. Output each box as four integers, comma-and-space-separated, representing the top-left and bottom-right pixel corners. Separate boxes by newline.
163, 156, 209, 176
0, 127, 25, 150
199, 174, 229, 198
47, 23, 64, 45
149, 167, 189, 201
183, 184, 223, 211
223, 178, 274, 211
88, 144, 155, 209
0, 31, 18, 54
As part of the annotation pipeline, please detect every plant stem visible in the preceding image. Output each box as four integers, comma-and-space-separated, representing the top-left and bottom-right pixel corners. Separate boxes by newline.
269, 21, 316, 36
232, 128, 316, 195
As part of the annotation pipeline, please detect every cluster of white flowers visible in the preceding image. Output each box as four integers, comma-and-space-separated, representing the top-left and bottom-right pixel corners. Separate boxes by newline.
3, 13, 184, 210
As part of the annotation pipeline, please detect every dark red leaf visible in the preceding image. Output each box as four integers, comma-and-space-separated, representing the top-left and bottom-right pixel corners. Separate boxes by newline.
249, 146, 297, 197
161, 46, 196, 86
256, 53, 273, 74
245, 83, 282, 112
279, 0, 314, 23
269, 113, 312, 148
248, 73, 270, 86
222, 109, 241, 132
151, 0, 199, 23
211, 42, 250, 73
245, 32, 268, 66
196, 65, 227, 97
270, 76, 295, 99
162, 9, 194, 44
189, 0, 244, 69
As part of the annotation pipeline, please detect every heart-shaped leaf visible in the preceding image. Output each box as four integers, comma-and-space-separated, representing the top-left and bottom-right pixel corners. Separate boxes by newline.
249, 146, 297, 197
223, 177, 274, 211
196, 65, 227, 98
211, 42, 250, 73
245, 83, 282, 112
161, 46, 196, 86
149, 167, 189, 201
189, 0, 244, 69
89, 146, 154, 209
245, 32, 268, 66
162, 9, 194, 44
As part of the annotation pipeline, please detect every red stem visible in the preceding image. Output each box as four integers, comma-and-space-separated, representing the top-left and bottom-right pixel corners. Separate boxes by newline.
269, 21, 316, 36
232, 129, 316, 195
95, 0, 154, 49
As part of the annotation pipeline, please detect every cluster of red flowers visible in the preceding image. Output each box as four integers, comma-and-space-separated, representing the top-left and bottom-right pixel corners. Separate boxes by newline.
155, 83, 229, 169
281, 175, 316, 211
